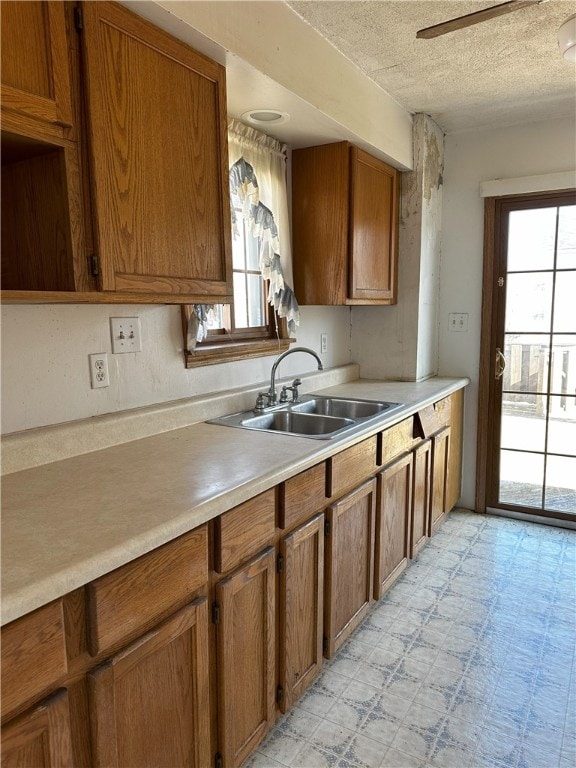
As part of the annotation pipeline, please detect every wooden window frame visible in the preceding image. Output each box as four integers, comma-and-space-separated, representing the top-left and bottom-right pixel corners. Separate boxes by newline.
181, 304, 292, 368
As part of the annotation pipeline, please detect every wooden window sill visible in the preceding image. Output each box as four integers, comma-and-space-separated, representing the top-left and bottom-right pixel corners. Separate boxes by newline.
184, 338, 294, 368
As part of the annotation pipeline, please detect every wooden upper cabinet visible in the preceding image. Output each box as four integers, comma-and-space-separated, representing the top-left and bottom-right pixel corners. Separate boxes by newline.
0, 1, 73, 139
80, 1, 233, 299
292, 141, 399, 306
349, 147, 398, 302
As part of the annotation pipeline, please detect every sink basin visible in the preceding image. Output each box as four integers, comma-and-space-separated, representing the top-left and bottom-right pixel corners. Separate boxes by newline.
207, 394, 403, 439
241, 410, 354, 436
292, 396, 397, 420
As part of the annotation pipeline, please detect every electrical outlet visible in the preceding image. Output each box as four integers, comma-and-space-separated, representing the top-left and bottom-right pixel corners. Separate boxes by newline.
448, 313, 469, 332
89, 353, 110, 389
320, 332, 328, 354
110, 317, 142, 353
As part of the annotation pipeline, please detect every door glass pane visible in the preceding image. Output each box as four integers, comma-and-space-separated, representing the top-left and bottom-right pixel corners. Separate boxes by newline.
557, 205, 576, 269
500, 399, 547, 452
549, 336, 576, 396
507, 208, 557, 271
505, 273, 553, 333
545, 455, 576, 512
548, 396, 576, 457
499, 450, 544, 508
503, 334, 549, 394
553, 270, 576, 333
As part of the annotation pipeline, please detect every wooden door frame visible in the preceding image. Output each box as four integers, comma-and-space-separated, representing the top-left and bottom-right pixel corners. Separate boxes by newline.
476, 189, 576, 515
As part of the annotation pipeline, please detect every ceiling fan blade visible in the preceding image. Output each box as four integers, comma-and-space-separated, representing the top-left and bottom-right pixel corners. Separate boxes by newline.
416, 0, 543, 39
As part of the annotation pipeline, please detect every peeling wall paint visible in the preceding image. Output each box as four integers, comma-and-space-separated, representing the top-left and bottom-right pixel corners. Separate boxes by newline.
423, 128, 444, 201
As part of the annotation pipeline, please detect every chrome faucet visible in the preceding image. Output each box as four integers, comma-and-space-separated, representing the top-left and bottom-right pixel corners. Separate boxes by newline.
255, 347, 323, 410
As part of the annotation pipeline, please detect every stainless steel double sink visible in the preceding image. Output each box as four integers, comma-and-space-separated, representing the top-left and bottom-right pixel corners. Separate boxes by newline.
207, 395, 403, 439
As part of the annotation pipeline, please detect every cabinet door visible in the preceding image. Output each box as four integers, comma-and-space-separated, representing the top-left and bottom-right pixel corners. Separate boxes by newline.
349, 148, 398, 303
81, 2, 232, 298
216, 548, 276, 768
324, 479, 376, 658
279, 514, 324, 712
430, 426, 451, 535
1, 690, 74, 768
87, 599, 211, 768
411, 440, 432, 558
375, 453, 412, 599
0, 1, 73, 136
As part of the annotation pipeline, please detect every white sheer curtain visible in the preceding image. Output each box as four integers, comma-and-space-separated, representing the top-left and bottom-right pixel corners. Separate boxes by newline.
189, 119, 300, 349
228, 118, 299, 333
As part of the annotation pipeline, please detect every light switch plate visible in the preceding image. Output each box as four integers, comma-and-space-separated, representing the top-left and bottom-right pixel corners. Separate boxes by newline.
110, 317, 142, 353
448, 313, 469, 332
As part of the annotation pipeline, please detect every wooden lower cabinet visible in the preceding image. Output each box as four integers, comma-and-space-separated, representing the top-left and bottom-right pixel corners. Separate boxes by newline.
430, 426, 451, 535
324, 479, 376, 658
87, 599, 210, 768
1, 690, 74, 768
279, 513, 325, 712
215, 548, 276, 768
411, 439, 432, 558
0, 388, 466, 768
374, 453, 412, 599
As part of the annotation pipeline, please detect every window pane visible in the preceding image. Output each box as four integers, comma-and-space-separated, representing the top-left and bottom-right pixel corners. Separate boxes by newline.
206, 304, 225, 330
507, 208, 556, 272
545, 455, 576, 513
499, 450, 544, 508
233, 272, 248, 328
505, 273, 553, 333
246, 273, 265, 327
550, 336, 576, 396
553, 269, 576, 333
503, 334, 549, 394
245, 231, 260, 271
548, 396, 576, 457
232, 230, 246, 270
501, 400, 546, 453
557, 205, 576, 269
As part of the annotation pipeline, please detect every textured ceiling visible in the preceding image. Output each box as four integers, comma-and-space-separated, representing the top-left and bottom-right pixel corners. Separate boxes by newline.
286, 0, 576, 132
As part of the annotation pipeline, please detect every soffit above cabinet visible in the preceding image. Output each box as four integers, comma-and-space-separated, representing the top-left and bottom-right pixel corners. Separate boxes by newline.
121, 0, 413, 170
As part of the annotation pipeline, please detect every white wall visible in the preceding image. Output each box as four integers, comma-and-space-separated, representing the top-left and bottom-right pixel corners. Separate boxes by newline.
0, 304, 351, 434
439, 116, 576, 509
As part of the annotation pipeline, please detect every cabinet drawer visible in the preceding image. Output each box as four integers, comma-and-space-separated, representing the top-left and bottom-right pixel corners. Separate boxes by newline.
87, 526, 208, 655
415, 396, 453, 438
327, 436, 378, 499
1, 599, 67, 716
378, 417, 414, 466
279, 463, 326, 530
214, 489, 276, 573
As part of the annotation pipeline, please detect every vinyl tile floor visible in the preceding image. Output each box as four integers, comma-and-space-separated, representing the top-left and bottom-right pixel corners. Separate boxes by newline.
243, 510, 576, 768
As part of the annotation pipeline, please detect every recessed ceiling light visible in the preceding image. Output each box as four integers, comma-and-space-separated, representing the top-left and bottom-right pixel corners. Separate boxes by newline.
558, 14, 576, 62
241, 109, 290, 126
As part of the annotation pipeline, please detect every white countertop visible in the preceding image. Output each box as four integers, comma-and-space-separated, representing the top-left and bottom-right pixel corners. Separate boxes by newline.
1, 376, 468, 626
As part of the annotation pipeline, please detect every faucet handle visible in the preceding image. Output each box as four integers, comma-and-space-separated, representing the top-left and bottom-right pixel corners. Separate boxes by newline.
291, 378, 302, 402
254, 391, 272, 411
280, 378, 302, 404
